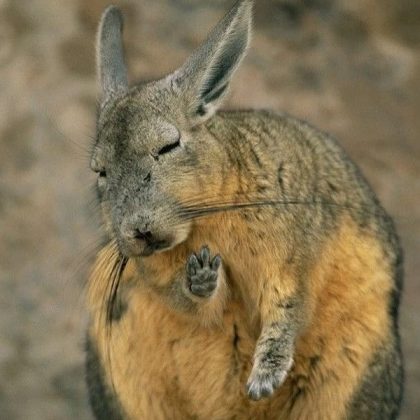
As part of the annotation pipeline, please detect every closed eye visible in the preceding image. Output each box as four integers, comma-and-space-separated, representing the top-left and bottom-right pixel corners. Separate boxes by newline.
157, 138, 181, 156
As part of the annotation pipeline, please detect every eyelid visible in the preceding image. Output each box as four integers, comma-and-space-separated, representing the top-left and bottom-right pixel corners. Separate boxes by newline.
90, 160, 98, 172
90, 154, 104, 172
157, 136, 181, 156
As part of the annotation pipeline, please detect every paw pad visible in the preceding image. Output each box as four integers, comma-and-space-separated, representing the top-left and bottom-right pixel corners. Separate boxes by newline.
186, 246, 221, 298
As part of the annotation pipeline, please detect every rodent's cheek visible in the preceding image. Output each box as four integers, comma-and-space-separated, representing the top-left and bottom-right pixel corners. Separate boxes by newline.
171, 220, 192, 247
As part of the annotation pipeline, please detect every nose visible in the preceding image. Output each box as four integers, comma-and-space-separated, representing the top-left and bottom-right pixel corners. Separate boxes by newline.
120, 218, 152, 241
133, 229, 153, 243
119, 218, 171, 256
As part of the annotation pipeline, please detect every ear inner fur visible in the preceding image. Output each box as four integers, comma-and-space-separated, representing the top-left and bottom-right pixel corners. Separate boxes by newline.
173, 0, 252, 123
96, 5, 128, 102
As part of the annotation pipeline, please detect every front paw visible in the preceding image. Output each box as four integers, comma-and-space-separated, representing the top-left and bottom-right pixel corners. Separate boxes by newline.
186, 246, 221, 298
246, 355, 293, 401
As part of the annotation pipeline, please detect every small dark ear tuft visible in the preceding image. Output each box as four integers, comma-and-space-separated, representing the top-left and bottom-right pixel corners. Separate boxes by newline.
96, 5, 128, 102
173, 0, 253, 125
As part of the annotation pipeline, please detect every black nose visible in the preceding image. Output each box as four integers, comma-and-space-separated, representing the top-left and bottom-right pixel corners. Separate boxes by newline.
134, 229, 153, 242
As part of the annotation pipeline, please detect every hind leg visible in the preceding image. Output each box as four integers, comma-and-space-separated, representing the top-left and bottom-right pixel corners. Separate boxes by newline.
346, 344, 403, 420
280, 336, 402, 420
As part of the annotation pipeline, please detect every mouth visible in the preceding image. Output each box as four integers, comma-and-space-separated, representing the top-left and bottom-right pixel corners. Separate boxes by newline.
118, 235, 174, 258
115, 218, 191, 258
140, 239, 172, 256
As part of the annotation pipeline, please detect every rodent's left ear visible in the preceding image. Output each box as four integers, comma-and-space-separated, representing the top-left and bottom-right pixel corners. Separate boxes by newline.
96, 5, 129, 103
171, 0, 253, 125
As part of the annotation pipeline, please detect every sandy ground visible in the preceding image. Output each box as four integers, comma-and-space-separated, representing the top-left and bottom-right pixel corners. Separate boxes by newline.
0, 0, 419, 418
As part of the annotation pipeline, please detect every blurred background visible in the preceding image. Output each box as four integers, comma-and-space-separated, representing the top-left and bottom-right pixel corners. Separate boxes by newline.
0, 0, 419, 418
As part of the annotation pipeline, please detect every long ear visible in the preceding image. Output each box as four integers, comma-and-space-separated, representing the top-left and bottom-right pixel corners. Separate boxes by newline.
96, 5, 128, 102
173, 0, 253, 124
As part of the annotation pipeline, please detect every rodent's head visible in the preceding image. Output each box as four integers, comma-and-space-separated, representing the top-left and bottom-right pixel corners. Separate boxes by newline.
92, 1, 252, 257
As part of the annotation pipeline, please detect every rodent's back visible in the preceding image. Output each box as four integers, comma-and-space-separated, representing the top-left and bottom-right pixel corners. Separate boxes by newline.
210, 109, 399, 250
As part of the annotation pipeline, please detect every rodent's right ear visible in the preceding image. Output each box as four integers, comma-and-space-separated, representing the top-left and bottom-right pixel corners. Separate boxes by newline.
96, 5, 128, 103
170, 0, 253, 126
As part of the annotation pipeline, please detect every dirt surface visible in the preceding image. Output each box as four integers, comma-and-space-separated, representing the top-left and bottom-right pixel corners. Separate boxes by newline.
0, 0, 419, 419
